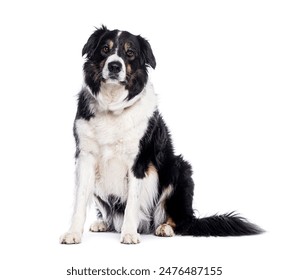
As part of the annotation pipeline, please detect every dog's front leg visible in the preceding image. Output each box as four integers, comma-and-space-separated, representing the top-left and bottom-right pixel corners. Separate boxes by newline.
120, 173, 142, 244
60, 152, 96, 244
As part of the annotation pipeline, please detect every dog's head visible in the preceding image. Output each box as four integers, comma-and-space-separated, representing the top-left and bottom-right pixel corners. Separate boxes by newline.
82, 26, 156, 102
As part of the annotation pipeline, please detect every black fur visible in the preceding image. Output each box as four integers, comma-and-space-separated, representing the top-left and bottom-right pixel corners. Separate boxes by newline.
75, 89, 95, 121
73, 89, 96, 158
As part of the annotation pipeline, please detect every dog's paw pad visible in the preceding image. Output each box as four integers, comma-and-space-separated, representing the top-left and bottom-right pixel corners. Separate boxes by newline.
155, 224, 175, 237
59, 232, 81, 244
120, 233, 140, 244
90, 221, 108, 232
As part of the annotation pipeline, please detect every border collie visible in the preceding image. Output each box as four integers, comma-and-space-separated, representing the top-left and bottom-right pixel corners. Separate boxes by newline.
60, 26, 263, 244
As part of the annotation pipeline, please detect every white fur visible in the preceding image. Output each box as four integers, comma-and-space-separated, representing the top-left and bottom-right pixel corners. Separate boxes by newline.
60, 81, 158, 244
95, 82, 144, 114
112, 214, 124, 232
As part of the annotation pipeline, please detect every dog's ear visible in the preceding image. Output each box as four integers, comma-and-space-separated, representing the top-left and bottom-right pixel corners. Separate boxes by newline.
82, 25, 108, 58
137, 35, 156, 69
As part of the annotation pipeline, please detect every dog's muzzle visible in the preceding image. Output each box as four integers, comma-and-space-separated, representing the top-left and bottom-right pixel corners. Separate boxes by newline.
102, 54, 126, 83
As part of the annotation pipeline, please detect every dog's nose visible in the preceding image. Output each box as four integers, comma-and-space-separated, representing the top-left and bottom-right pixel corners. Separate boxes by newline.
108, 61, 122, 74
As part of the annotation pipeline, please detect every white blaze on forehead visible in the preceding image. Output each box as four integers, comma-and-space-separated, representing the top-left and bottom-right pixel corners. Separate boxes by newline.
114, 31, 122, 55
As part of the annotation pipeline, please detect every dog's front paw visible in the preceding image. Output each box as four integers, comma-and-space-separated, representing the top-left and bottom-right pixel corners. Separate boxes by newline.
120, 232, 141, 244
59, 232, 82, 244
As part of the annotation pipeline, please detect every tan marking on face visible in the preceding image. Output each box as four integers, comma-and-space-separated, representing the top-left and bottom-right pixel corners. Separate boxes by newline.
124, 42, 132, 52
108, 40, 114, 49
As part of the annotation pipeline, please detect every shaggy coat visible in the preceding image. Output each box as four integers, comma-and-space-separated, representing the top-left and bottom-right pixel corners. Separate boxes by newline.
60, 26, 263, 244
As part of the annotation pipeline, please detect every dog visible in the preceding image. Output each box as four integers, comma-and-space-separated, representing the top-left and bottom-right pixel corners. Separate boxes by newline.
60, 26, 263, 244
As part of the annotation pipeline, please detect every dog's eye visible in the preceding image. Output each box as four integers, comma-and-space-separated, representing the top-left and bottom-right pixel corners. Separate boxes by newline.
101, 45, 110, 54
126, 49, 135, 58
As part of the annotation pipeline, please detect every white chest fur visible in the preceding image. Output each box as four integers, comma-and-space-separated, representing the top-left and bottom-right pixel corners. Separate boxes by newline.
75, 83, 157, 201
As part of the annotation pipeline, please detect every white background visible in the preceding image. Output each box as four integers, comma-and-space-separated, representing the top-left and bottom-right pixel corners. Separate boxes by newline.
0, 0, 288, 279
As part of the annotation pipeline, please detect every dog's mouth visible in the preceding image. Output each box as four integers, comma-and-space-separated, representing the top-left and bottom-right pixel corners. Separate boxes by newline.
108, 73, 119, 80
102, 74, 127, 86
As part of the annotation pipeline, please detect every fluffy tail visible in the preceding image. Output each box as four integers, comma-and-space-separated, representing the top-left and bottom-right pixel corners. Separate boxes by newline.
177, 212, 264, 236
